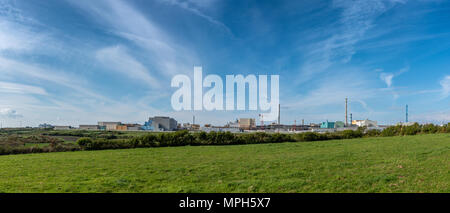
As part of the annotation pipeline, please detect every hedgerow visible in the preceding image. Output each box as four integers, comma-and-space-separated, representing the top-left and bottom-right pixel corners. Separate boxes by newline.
1, 122, 449, 155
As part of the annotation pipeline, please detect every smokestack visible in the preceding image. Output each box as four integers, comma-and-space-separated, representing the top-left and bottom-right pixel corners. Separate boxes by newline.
406, 105, 408, 123
193, 115, 195, 125
278, 104, 281, 125
350, 113, 353, 126
345, 98, 348, 126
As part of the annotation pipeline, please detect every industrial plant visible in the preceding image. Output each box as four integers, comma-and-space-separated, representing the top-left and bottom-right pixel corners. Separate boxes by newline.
30, 98, 415, 133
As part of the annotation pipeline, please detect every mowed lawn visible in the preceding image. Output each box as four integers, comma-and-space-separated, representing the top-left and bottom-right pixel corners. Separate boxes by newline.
0, 134, 448, 193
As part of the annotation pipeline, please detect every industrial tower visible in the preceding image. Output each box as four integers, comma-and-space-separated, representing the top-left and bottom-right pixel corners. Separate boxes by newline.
406, 105, 408, 123
345, 98, 348, 126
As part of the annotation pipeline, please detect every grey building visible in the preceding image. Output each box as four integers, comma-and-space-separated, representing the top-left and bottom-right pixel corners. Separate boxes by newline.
79, 125, 99, 130
54, 126, 72, 130
97, 122, 121, 130
148, 116, 178, 131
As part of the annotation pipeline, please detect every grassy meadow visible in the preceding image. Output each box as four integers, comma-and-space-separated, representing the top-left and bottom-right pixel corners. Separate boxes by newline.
0, 133, 448, 193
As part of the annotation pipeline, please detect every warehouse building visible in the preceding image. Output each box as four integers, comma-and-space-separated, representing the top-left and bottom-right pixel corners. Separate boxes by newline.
79, 125, 99, 130
145, 116, 178, 131
352, 119, 378, 127
320, 121, 335, 129
238, 118, 256, 130
98, 122, 121, 130
54, 126, 72, 130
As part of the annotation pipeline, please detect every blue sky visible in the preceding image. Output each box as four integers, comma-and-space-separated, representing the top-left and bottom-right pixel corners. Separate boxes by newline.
1, 0, 450, 127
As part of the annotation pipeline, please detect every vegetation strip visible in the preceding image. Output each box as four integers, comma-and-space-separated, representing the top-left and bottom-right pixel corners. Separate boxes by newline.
0, 123, 449, 155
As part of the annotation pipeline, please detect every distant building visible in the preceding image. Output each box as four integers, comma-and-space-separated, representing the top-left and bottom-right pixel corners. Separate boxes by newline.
54, 126, 72, 130
225, 120, 239, 128
238, 118, 256, 130
353, 119, 378, 127
146, 116, 178, 131
141, 120, 154, 131
335, 121, 345, 128
320, 121, 335, 129
38, 123, 53, 129
79, 125, 99, 130
115, 125, 127, 131
201, 126, 240, 133
397, 122, 416, 126
98, 122, 121, 130
125, 124, 142, 131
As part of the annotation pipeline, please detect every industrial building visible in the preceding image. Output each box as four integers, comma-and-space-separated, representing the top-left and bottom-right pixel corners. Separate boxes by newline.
98, 122, 121, 130
335, 121, 345, 128
320, 121, 335, 129
352, 119, 378, 127
125, 124, 142, 131
143, 116, 178, 131
79, 125, 99, 130
53, 126, 72, 130
38, 123, 53, 129
238, 118, 256, 130
200, 126, 240, 133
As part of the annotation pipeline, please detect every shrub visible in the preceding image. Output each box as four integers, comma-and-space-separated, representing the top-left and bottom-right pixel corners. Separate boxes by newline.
341, 130, 363, 139
365, 129, 381, 137
402, 123, 420, 135
421, 124, 439, 134
76, 137, 93, 149
381, 126, 401, 137
294, 132, 324, 142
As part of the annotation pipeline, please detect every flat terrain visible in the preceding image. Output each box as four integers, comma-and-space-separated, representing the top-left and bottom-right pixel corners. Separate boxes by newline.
0, 134, 448, 192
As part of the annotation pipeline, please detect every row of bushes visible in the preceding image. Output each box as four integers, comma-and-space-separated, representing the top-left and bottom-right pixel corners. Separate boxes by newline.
76, 123, 450, 151
0, 143, 80, 156
43, 130, 121, 139
76, 130, 365, 150
2, 123, 449, 154
362, 123, 450, 137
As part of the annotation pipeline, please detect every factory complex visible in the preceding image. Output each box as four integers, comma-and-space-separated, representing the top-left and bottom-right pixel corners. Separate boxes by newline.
37, 99, 410, 133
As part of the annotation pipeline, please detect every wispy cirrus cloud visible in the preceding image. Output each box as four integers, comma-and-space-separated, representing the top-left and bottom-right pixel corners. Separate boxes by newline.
158, 0, 232, 35
298, 0, 406, 82
0, 81, 47, 95
96, 46, 161, 88
68, 0, 198, 77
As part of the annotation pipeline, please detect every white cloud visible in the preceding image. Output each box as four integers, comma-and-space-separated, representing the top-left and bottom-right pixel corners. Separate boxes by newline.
440, 75, 450, 98
378, 66, 408, 100
380, 73, 394, 87
0, 108, 22, 118
0, 20, 44, 52
0, 81, 47, 95
96, 46, 161, 88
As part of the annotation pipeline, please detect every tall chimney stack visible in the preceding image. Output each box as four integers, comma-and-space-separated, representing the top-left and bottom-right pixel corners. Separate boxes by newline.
406, 105, 408, 123
350, 113, 353, 126
345, 98, 348, 126
278, 104, 281, 125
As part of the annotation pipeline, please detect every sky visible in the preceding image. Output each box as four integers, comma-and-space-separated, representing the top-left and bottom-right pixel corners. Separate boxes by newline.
0, 0, 450, 127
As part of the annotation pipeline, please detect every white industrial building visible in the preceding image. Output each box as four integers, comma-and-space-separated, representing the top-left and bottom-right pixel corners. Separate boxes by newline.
352, 119, 378, 127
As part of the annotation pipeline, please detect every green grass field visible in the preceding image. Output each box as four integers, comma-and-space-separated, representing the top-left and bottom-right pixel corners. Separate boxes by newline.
0, 134, 448, 193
